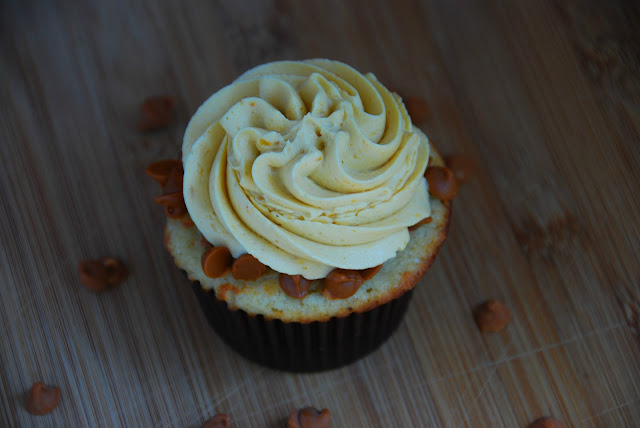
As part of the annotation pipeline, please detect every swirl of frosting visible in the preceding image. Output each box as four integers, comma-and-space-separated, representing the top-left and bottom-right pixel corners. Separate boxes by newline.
183, 59, 430, 279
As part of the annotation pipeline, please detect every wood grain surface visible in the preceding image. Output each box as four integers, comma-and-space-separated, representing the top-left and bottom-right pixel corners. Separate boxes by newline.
2, 1, 640, 426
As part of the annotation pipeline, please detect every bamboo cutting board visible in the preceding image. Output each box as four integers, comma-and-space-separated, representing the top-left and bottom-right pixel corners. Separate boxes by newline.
1, 1, 640, 426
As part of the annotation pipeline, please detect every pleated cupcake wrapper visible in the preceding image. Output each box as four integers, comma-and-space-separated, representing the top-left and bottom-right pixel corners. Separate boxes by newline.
191, 282, 414, 372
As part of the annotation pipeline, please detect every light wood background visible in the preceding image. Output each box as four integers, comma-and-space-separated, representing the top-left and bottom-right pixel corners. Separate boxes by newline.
2, 1, 639, 426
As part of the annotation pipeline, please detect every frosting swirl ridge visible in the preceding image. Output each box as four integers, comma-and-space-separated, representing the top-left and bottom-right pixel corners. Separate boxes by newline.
183, 59, 430, 279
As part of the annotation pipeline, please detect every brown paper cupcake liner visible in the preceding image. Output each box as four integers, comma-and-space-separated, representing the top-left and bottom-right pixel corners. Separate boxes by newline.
191, 281, 414, 372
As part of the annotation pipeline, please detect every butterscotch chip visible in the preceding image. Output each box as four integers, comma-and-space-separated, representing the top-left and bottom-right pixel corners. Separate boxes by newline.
181, 218, 195, 228
446, 154, 476, 184
322, 269, 364, 300
78, 260, 110, 291
404, 96, 430, 124
279, 274, 313, 299
529, 417, 564, 428
25, 382, 61, 415
425, 166, 458, 201
474, 300, 511, 332
409, 216, 433, 231
160, 164, 184, 194
102, 257, 129, 285
78, 258, 128, 291
148, 160, 186, 218
145, 159, 182, 186
201, 246, 233, 278
288, 407, 331, 428
359, 265, 382, 281
139, 95, 175, 132
232, 254, 267, 281
154, 192, 187, 219
201, 413, 230, 428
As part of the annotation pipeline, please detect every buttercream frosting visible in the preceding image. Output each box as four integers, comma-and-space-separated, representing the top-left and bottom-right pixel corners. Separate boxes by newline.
183, 59, 430, 279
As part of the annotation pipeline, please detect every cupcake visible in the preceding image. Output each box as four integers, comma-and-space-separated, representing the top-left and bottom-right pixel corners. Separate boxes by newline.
150, 59, 453, 372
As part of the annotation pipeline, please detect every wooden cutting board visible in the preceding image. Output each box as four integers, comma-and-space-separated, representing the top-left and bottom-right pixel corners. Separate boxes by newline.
2, 0, 639, 426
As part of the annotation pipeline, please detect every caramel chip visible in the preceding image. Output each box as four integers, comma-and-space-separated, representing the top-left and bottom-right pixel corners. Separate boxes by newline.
446, 154, 476, 184
425, 166, 458, 201
181, 218, 195, 228
148, 159, 186, 218
160, 163, 184, 194
288, 407, 331, 428
78, 260, 110, 291
25, 382, 61, 415
145, 159, 182, 186
154, 192, 187, 219
409, 216, 433, 231
139, 95, 175, 132
474, 300, 511, 332
201, 413, 230, 428
404, 96, 430, 124
359, 264, 382, 281
232, 254, 267, 281
322, 269, 363, 300
279, 274, 313, 299
78, 258, 128, 292
102, 257, 129, 285
201, 246, 233, 278
529, 417, 564, 428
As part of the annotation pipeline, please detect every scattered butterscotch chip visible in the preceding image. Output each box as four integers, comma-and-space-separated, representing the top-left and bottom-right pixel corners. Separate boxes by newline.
404, 96, 430, 124
102, 257, 129, 285
201, 413, 231, 428
288, 407, 331, 428
25, 382, 61, 415
79, 260, 110, 291
154, 192, 187, 219
359, 264, 382, 281
201, 246, 233, 278
145, 159, 182, 186
78, 258, 129, 292
425, 166, 458, 201
474, 300, 511, 332
279, 274, 313, 299
446, 154, 476, 184
322, 269, 364, 300
139, 95, 175, 132
148, 159, 186, 218
409, 216, 433, 231
232, 254, 267, 281
529, 417, 564, 428
161, 163, 184, 194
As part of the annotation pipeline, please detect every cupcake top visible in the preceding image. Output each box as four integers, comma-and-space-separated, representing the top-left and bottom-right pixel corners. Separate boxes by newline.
182, 59, 431, 279
166, 141, 449, 321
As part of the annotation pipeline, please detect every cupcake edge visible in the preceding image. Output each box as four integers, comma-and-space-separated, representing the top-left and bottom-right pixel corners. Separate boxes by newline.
163, 142, 451, 323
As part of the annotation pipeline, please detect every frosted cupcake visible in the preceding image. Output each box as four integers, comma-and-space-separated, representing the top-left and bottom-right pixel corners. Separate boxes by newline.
151, 59, 453, 371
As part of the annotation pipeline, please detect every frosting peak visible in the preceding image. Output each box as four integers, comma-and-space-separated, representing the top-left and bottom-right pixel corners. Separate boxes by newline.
183, 59, 430, 279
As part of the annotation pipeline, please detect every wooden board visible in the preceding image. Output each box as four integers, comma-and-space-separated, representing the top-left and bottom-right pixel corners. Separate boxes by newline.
2, 0, 639, 426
